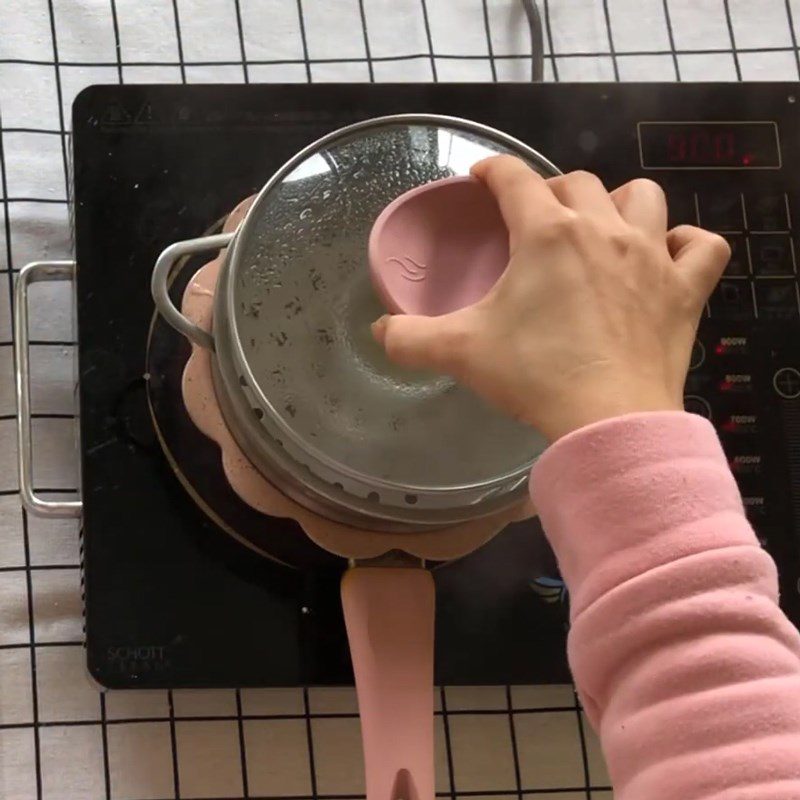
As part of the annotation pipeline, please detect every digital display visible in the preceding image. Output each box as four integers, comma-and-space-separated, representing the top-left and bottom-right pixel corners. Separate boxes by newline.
638, 122, 780, 169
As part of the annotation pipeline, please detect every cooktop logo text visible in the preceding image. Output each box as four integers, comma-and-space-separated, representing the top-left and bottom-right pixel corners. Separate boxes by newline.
108, 645, 171, 673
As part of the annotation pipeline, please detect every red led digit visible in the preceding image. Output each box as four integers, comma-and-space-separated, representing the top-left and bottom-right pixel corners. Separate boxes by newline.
715, 131, 735, 163
640, 123, 778, 169
690, 129, 711, 162
667, 132, 686, 162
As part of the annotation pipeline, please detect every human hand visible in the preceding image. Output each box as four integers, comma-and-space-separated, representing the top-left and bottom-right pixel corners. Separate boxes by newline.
372, 156, 731, 441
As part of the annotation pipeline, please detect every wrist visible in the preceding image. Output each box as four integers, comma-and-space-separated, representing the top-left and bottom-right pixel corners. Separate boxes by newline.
530, 390, 683, 442
529, 411, 749, 616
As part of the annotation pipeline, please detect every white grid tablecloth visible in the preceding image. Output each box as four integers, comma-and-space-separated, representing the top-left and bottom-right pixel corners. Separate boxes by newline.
1, 1, 799, 798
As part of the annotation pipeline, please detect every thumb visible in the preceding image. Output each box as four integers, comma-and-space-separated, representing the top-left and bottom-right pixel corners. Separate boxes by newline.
372, 312, 473, 373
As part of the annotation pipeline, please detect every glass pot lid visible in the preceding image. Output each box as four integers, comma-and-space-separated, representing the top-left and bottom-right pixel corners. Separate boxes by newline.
223, 115, 557, 498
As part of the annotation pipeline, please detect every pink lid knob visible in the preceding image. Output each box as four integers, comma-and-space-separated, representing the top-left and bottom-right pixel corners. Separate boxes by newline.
368, 175, 509, 316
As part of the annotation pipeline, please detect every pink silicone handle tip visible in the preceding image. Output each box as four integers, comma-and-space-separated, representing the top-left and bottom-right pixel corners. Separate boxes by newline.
369, 175, 508, 317
341, 568, 436, 800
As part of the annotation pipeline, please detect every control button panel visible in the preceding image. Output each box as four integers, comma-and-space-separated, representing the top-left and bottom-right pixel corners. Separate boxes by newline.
754, 280, 799, 320
709, 280, 755, 320
728, 453, 763, 475
652, 122, 799, 626
670, 190, 799, 323
668, 192, 698, 228
713, 335, 750, 356
720, 412, 759, 434
744, 192, 790, 232
689, 340, 705, 370
722, 234, 749, 276
681, 325, 778, 552
679, 310, 800, 625
683, 394, 712, 419
750, 234, 795, 276
697, 193, 744, 231
718, 372, 754, 394
665, 177, 800, 630
774, 367, 800, 399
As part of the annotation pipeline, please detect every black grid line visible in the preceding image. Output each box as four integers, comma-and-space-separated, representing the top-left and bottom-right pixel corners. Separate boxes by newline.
44, 0, 71, 202
784, 0, 800, 78
23, 487, 80, 494
0, 486, 78, 497
505, 686, 523, 800
233, 0, 250, 84
0, 413, 74, 424
108, 0, 124, 84
0, 640, 84, 650
302, 687, 318, 800
0, 128, 64, 136
168, 689, 181, 799
439, 687, 456, 800
170, 0, 188, 84
419, 0, 438, 81
0, 789, 612, 799
0, 705, 587, 728
2, 44, 800, 68
235, 688, 251, 798
295, 0, 312, 84
0, 121, 14, 319
20, 508, 44, 800
0, 564, 81, 573
722, 0, 744, 80
357, 0, 375, 83
661, 0, 682, 80
99, 692, 112, 800
5, 197, 70, 204
3, 488, 80, 506
574, 695, 592, 800
481, 0, 499, 82
542, 0, 559, 81
600, 0, 620, 81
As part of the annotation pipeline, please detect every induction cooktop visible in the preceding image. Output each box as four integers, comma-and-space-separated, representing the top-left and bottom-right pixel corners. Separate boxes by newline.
70, 82, 800, 688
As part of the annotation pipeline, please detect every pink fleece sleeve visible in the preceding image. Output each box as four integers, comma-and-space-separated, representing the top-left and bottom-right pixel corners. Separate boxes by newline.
530, 411, 800, 799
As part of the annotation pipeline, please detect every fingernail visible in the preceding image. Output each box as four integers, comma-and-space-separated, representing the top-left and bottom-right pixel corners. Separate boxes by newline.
371, 315, 390, 344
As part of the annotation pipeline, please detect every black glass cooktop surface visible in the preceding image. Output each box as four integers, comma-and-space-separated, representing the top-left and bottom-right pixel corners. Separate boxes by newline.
72, 83, 800, 688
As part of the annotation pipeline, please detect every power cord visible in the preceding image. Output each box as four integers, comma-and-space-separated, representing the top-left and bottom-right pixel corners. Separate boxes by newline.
520, 0, 545, 82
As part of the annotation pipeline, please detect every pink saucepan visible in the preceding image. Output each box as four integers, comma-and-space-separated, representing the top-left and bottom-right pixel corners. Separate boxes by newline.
152, 115, 560, 800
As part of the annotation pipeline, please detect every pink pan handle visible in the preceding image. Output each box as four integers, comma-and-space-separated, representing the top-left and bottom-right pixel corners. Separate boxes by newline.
341, 567, 435, 800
